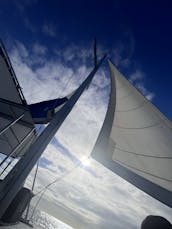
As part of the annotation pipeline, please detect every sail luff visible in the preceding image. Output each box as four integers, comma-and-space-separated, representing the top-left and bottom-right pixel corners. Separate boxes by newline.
91, 60, 116, 160
91, 60, 172, 208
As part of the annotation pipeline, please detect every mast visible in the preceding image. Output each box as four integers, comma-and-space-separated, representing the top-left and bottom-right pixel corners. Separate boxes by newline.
0, 51, 106, 217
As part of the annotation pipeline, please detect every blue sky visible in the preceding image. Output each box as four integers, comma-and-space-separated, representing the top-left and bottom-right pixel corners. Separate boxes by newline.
0, 0, 172, 228
1, 0, 172, 118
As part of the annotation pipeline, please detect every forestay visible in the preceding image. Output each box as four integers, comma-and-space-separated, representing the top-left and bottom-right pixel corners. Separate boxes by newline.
91, 60, 172, 207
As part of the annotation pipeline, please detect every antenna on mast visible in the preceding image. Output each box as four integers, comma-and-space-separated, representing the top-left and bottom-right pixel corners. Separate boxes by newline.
94, 38, 97, 68
86, 38, 99, 90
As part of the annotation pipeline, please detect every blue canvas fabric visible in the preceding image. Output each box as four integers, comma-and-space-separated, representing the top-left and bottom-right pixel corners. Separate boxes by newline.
29, 97, 68, 124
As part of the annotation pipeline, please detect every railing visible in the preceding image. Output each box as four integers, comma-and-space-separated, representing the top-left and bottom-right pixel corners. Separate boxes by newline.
0, 129, 39, 180
0, 113, 25, 136
0, 99, 36, 180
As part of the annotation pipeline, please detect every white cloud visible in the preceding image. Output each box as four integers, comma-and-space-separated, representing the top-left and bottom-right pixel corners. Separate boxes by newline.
8, 41, 172, 228
32, 43, 47, 55
24, 17, 36, 33
42, 23, 56, 37
110, 34, 155, 102
111, 34, 134, 69
135, 82, 155, 101
129, 70, 155, 101
14, 0, 38, 12
129, 70, 144, 83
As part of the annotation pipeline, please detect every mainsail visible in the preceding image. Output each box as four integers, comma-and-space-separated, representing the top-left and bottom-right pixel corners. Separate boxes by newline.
91, 60, 172, 207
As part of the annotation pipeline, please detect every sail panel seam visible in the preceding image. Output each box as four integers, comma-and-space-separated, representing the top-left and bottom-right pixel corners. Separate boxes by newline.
115, 146, 172, 159
114, 122, 160, 129
116, 101, 145, 112
114, 158, 172, 183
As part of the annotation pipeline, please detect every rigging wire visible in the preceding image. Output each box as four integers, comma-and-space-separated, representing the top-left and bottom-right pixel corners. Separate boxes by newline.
24, 159, 39, 221
29, 156, 90, 221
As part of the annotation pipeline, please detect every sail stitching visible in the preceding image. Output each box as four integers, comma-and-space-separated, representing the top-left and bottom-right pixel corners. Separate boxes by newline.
114, 158, 172, 183
116, 101, 145, 112
114, 122, 160, 129
115, 146, 172, 159
117, 90, 133, 99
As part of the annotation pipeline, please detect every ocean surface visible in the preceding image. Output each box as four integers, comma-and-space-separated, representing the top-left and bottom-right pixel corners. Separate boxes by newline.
0, 209, 74, 229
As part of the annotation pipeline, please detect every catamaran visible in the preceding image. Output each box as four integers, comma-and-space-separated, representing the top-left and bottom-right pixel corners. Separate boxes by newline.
0, 39, 171, 227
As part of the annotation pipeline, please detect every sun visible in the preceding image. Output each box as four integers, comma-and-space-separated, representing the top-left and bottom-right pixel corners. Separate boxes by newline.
80, 156, 91, 167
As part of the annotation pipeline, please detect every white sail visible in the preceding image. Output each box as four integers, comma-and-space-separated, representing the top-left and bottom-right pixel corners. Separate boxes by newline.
91, 60, 172, 207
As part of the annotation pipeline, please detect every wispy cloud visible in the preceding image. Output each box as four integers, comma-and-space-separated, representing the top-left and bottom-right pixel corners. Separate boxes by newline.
42, 22, 57, 37
111, 37, 155, 101
111, 29, 135, 69
129, 69, 144, 82
8, 40, 171, 228
32, 43, 47, 55
24, 17, 37, 33
135, 82, 155, 100
14, 0, 38, 12
129, 70, 155, 101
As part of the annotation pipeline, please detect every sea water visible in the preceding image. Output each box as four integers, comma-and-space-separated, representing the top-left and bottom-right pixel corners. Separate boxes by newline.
0, 209, 73, 229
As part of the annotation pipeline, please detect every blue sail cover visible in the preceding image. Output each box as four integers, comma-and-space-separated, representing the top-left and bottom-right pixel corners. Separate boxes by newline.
29, 97, 68, 124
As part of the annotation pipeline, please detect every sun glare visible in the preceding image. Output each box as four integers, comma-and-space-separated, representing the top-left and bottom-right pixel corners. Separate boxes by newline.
81, 156, 91, 167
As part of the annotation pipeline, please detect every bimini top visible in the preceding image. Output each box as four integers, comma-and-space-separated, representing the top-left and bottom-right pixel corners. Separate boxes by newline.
0, 40, 74, 157
91, 60, 172, 208
0, 41, 36, 157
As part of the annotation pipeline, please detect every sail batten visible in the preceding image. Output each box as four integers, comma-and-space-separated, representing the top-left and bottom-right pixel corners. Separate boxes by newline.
91, 60, 172, 207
